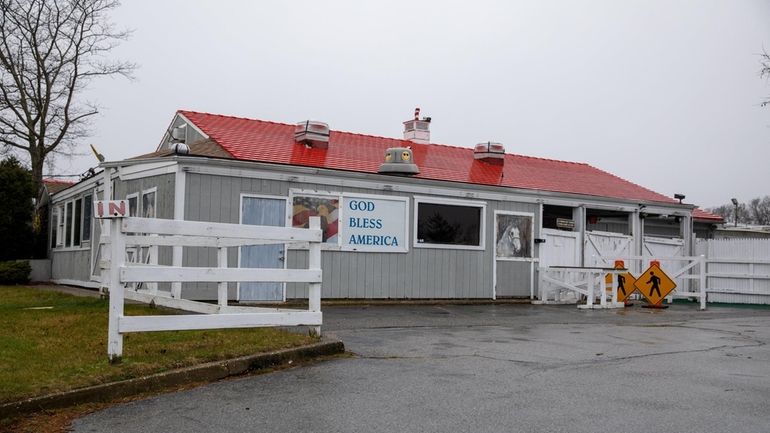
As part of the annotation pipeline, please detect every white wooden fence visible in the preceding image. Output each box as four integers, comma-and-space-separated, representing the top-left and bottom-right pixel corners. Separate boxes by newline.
105, 216, 324, 362
537, 255, 707, 310
696, 238, 770, 304
536, 267, 625, 309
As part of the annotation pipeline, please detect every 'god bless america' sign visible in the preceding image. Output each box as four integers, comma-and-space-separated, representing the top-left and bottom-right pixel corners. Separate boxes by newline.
341, 195, 409, 252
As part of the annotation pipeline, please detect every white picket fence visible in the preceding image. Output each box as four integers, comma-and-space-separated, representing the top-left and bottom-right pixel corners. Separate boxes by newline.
105, 216, 324, 362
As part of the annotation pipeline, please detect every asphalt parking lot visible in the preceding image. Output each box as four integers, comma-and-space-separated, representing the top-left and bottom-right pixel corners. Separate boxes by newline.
72, 303, 770, 433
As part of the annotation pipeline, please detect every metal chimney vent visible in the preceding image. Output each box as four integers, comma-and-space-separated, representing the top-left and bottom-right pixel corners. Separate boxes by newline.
473, 141, 505, 165
294, 120, 330, 149
378, 147, 419, 175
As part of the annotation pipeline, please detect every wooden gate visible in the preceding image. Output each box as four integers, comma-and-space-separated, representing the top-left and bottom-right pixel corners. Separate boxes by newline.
643, 236, 685, 275
584, 231, 633, 268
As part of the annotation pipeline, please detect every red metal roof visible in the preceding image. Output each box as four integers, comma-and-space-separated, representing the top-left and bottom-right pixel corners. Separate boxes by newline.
178, 110, 722, 221
42, 178, 75, 195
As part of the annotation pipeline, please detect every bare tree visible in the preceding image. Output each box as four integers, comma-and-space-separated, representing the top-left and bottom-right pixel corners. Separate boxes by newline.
0, 0, 133, 189
762, 49, 770, 107
748, 196, 770, 225
708, 203, 750, 225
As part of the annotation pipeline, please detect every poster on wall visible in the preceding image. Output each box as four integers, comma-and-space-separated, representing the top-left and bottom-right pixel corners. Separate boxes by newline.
341, 195, 408, 252
291, 195, 339, 244
495, 213, 533, 259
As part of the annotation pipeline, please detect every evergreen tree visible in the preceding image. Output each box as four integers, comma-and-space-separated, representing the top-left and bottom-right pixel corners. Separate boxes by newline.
0, 157, 35, 260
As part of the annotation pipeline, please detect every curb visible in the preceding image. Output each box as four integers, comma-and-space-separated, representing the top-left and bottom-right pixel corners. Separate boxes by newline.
0, 338, 344, 420
250, 299, 533, 308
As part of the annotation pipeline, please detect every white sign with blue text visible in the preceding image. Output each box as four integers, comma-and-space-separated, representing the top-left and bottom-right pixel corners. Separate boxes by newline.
342, 195, 409, 252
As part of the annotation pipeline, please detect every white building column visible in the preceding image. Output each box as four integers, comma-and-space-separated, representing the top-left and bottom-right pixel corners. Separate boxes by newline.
171, 164, 186, 299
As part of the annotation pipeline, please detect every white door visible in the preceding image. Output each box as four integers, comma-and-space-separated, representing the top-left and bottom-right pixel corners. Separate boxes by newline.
584, 231, 633, 268
540, 228, 580, 267
240, 196, 287, 301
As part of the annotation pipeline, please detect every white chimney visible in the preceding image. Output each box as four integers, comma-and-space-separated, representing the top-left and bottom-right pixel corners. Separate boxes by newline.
403, 107, 431, 144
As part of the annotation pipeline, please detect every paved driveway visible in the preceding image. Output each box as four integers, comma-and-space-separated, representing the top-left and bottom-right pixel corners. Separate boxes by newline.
72, 304, 770, 433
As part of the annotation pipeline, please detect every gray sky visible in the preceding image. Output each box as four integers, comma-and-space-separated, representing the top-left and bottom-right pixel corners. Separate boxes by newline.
54, 0, 770, 209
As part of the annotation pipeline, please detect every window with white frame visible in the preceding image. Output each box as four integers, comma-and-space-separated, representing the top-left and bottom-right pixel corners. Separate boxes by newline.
51, 206, 59, 248
415, 198, 485, 249
64, 201, 73, 247
53, 191, 96, 249
72, 198, 82, 247
141, 188, 156, 218
55, 205, 64, 247
126, 193, 138, 217
82, 194, 92, 242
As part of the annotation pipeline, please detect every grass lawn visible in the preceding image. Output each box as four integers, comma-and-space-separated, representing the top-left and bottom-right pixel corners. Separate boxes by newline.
0, 286, 317, 403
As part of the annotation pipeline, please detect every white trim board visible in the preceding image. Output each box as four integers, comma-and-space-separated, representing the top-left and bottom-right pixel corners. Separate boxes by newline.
178, 160, 694, 215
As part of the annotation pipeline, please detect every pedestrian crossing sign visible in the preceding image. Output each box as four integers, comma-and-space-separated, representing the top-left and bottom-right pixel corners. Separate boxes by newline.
605, 271, 638, 302
633, 264, 677, 305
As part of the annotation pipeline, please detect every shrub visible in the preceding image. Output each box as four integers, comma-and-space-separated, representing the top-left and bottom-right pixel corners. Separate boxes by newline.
0, 261, 31, 284
0, 157, 35, 260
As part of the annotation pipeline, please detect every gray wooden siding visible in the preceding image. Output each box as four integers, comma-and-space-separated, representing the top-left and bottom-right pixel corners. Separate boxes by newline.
113, 173, 175, 220
49, 184, 99, 284
183, 173, 539, 300
51, 249, 91, 281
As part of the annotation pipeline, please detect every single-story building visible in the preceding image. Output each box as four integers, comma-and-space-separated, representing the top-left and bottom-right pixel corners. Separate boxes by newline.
48, 109, 723, 300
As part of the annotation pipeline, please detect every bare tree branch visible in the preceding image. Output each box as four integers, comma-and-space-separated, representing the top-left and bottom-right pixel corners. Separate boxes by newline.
0, 0, 134, 187
761, 49, 770, 108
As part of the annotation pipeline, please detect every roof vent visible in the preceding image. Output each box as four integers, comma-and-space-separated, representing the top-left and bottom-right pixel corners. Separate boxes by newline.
473, 141, 505, 165
171, 125, 187, 142
379, 147, 419, 175
294, 120, 330, 149
403, 107, 431, 144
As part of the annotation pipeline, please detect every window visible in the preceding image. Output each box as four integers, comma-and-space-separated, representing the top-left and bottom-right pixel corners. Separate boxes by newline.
291, 194, 339, 244
126, 193, 138, 217
65, 202, 73, 247
51, 207, 59, 248
56, 205, 64, 247
82, 195, 92, 242
494, 211, 534, 260
415, 198, 485, 249
141, 188, 156, 218
73, 198, 82, 247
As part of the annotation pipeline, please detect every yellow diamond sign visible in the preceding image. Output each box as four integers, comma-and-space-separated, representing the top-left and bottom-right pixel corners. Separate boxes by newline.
633, 264, 676, 305
605, 272, 638, 302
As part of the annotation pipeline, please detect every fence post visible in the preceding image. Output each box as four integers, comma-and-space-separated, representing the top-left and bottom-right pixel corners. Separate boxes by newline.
107, 218, 126, 363
308, 217, 322, 337
699, 255, 706, 310
586, 272, 594, 307
218, 247, 228, 309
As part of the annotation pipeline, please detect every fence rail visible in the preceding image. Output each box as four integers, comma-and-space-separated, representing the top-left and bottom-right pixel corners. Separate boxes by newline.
104, 216, 324, 362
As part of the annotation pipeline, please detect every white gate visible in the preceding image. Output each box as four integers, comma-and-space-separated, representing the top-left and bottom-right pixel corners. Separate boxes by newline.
104, 215, 324, 362
540, 228, 580, 267
643, 236, 685, 276
584, 231, 633, 267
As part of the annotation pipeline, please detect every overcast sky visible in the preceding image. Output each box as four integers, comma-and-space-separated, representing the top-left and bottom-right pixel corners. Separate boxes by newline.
51, 0, 770, 209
